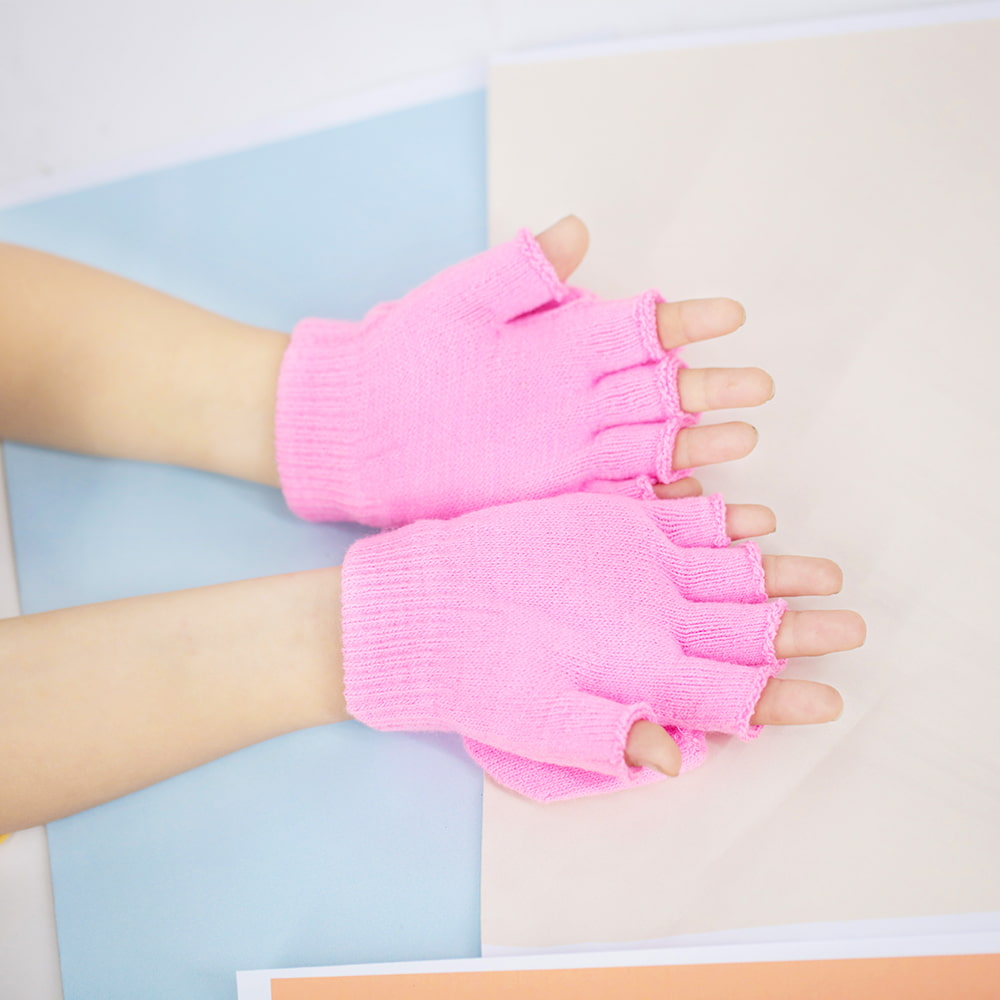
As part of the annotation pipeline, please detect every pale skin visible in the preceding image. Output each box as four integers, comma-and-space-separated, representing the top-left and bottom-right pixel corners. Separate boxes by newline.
0, 217, 865, 834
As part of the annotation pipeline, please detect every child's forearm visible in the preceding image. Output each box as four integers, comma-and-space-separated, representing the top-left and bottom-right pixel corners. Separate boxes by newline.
0, 242, 285, 485
0, 567, 347, 833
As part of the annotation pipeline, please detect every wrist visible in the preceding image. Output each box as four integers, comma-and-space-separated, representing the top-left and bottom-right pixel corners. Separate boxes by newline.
197, 320, 287, 487
340, 521, 453, 730
275, 317, 379, 523
292, 564, 350, 728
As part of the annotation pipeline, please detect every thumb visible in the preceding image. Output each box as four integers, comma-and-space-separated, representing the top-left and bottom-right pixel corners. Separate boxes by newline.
625, 720, 682, 777
534, 215, 589, 282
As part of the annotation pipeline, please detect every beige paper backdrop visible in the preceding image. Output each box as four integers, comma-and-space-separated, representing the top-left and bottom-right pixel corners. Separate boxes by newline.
484, 17, 1000, 949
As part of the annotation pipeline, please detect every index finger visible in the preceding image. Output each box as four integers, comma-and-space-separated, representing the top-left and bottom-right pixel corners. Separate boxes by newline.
658, 298, 747, 349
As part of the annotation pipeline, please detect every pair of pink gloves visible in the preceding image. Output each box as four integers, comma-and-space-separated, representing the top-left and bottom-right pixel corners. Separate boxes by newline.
275, 230, 785, 802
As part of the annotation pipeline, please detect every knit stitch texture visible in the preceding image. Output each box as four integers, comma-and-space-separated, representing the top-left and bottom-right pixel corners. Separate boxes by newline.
275, 229, 698, 527
341, 493, 786, 802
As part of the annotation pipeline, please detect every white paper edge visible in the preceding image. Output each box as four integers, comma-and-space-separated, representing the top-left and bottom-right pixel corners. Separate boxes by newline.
0, 446, 64, 1000
0, 63, 486, 212
237, 929, 1000, 999
490, 0, 1000, 66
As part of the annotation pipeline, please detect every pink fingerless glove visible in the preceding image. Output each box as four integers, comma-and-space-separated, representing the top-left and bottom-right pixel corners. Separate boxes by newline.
341, 492, 786, 802
276, 230, 698, 527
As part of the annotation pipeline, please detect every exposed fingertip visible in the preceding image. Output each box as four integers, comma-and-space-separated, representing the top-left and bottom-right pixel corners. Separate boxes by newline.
751, 678, 844, 726
533, 216, 589, 281
652, 478, 704, 499
752, 367, 775, 402
559, 214, 589, 251
648, 740, 683, 777
634, 757, 680, 777
848, 610, 867, 647
672, 421, 760, 469
725, 503, 776, 539
625, 720, 682, 776
737, 367, 775, 407
829, 687, 845, 721
808, 683, 844, 724
818, 609, 866, 649
535, 213, 583, 235
818, 558, 844, 595
712, 298, 747, 334
738, 422, 760, 456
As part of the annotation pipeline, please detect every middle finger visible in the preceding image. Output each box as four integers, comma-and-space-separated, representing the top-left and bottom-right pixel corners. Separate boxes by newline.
762, 555, 842, 597
672, 422, 758, 468
678, 366, 774, 412
774, 610, 866, 659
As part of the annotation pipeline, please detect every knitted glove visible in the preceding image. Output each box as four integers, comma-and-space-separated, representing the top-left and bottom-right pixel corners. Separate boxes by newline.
276, 229, 698, 527
341, 493, 787, 802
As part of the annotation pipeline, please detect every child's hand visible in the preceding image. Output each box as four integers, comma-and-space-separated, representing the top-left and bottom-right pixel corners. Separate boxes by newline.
0, 225, 765, 513
276, 217, 771, 527
340, 492, 863, 802
536, 216, 768, 502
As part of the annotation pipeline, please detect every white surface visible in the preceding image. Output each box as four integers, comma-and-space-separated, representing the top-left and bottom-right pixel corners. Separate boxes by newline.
484, 6, 1000, 950
237, 931, 1000, 999
0, 447, 63, 1000
0, 832, 63, 1000
482, 912, 1000, 956
0, 0, 979, 208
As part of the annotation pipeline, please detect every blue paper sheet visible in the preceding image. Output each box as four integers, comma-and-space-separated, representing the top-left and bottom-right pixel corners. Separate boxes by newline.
1, 90, 486, 999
